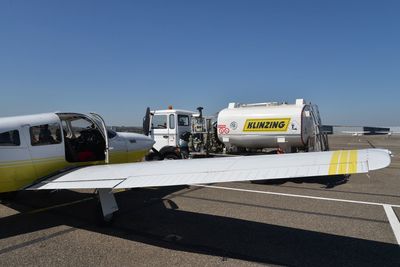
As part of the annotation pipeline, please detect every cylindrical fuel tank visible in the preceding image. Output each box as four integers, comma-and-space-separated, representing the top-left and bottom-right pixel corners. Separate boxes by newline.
217, 99, 314, 149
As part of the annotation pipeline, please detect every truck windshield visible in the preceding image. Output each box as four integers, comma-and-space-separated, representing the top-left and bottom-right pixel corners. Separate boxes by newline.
152, 115, 167, 129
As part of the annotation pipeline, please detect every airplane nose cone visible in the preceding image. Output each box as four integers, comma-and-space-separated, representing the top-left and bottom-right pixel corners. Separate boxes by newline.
143, 135, 156, 148
118, 132, 155, 150
137, 135, 155, 150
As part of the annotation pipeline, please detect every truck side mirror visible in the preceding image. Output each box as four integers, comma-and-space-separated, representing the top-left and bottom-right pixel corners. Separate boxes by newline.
143, 107, 151, 136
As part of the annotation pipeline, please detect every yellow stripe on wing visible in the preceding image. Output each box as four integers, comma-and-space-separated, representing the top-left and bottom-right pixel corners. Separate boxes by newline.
329, 151, 341, 175
348, 150, 358, 173
337, 150, 349, 174
329, 150, 358, 175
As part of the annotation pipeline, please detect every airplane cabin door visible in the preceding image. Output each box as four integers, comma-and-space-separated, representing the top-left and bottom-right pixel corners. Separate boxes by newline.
0, 126, 36, 192
24, 122, 67, 179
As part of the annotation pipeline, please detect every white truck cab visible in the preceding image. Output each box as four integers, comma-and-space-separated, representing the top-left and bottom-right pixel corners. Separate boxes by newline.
146, 99, 328, 160
149, 108, 196, 159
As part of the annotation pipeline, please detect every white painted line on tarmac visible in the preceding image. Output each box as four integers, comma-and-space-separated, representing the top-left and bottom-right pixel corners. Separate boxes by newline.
194, 184, 400, 245
195, 184, 400, 208
383, 205, 400, 246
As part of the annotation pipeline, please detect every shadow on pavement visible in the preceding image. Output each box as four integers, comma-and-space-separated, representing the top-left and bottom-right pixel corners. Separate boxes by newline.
0, 187, 399, 266
251, 175, 349, 189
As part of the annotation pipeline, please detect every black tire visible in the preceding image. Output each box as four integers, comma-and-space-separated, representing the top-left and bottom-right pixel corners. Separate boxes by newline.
164, 153, 180, 160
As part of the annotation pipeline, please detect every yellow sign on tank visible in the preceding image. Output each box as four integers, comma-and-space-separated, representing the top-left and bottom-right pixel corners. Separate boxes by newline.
243, 118, 291, 132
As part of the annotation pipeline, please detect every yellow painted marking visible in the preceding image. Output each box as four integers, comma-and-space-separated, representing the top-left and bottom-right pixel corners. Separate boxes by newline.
348, 150, 358, 173
0, 157, 65, 168
0, 149, 149, 193
338, 150, 349, 174
243, 118, 291, 132
328, 151, 341, 175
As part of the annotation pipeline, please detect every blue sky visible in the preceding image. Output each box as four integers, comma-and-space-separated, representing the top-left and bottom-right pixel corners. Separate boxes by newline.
0, 0, 399, 126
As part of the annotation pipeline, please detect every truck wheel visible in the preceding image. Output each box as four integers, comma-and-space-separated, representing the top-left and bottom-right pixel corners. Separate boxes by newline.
164, 153, 180, 160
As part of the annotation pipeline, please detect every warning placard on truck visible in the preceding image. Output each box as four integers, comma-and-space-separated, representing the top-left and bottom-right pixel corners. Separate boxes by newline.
243, 118, 291, 132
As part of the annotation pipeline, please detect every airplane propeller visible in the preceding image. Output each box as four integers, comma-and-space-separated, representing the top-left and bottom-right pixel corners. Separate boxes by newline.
143, 107, 151, 136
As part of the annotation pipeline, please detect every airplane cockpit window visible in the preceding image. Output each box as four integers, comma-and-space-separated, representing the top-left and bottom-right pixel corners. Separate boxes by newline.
0, 130, 20, 146
70, 119, 95, 137
30, 124, 62, 146
152, 115, 168, 129
59, 116, 106, 163
107, 129, 117, 139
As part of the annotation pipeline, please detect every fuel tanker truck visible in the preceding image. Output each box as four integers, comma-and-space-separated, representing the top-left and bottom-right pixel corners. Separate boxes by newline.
144, 99, 329, 160
217, 99, 328, 153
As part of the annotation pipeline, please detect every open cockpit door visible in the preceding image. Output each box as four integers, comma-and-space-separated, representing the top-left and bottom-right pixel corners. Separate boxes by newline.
88, 113, 109, 163
56, 113, 107, 163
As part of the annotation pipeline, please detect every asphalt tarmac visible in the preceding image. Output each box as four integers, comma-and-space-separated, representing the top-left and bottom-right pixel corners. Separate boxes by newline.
0, 135, 399, 266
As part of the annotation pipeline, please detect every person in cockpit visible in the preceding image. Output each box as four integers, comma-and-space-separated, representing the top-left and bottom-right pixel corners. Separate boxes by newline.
39, 124, 55, 144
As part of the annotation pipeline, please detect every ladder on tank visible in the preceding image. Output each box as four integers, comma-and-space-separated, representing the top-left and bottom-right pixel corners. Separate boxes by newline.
309, 105, 329, 151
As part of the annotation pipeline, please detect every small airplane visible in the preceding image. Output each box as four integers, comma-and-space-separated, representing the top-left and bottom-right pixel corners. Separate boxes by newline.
0, 112, 392, 222
341, 131, 370, 136
375, 131, 400, 136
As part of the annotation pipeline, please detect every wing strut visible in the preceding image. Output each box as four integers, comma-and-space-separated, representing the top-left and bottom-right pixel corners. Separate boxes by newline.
98, 189, 118, 222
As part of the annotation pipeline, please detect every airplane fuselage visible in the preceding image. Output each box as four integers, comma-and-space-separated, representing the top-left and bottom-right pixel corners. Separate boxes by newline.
0, 112, 155, 193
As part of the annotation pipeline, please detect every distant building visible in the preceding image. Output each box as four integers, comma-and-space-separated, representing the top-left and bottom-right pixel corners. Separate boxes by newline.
363, 126, 390, 135
321, 125, 333, 135
323, 125, 394, 135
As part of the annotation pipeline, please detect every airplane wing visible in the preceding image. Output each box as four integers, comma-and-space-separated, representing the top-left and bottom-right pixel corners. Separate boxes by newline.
28, 149, 391, 190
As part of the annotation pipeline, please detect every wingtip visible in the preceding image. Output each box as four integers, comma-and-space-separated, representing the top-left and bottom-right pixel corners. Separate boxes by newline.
367, 149, 392, 171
